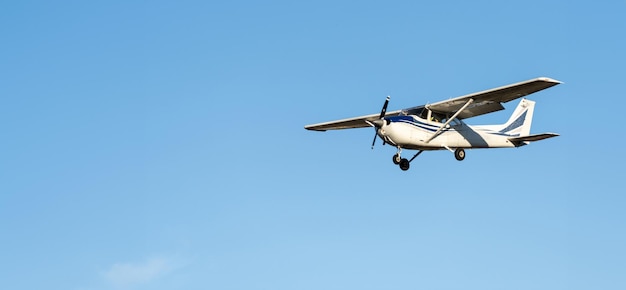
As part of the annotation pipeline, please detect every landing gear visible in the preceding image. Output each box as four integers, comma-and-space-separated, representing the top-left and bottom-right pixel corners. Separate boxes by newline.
399, 159, 410, 171
392, 149, 424, 171
392, 153, 401, 165
454, 148, 465, 161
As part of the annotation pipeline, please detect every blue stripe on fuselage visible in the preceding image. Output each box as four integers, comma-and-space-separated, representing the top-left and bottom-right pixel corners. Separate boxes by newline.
388, 116, 521, 138
387, 116, 438, 132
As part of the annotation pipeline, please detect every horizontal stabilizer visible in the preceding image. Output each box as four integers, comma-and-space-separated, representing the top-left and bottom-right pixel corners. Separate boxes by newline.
509, 133, 559, 146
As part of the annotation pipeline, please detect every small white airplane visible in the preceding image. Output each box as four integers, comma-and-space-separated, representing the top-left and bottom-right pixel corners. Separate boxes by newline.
305, 77, 561, 171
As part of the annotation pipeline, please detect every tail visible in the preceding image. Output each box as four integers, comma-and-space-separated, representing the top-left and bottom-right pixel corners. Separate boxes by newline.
498, 98, 535, 137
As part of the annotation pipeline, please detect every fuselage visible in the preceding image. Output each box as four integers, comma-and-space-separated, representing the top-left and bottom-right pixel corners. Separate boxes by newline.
378, 115, 517, 150
304, 78, 561, 171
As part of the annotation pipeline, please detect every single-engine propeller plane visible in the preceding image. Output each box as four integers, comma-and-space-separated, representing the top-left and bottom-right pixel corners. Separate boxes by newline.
305, 77, 561, 171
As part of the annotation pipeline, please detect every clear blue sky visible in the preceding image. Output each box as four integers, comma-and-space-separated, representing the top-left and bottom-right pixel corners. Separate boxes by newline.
1, 1, 625, 289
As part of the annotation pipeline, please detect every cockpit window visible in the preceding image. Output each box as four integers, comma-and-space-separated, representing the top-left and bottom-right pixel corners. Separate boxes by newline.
402, 106, 427, 119
431, 112, 446, 123
428, 112, 463, 126
402, 106, 463, 125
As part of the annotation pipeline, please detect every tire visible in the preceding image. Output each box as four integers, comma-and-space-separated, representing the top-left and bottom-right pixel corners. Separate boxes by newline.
393, 154, 401, 165
454, 148, 465, 161
399, 158, 410, 171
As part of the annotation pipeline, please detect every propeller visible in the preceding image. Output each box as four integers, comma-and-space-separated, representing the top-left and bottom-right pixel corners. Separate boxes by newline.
370, 96, 390, 149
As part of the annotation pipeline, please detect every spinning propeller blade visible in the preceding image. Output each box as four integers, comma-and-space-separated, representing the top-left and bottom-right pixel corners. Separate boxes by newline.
371, 133, 378, 149
371, 96, 390, 149
379, 96, 389, 119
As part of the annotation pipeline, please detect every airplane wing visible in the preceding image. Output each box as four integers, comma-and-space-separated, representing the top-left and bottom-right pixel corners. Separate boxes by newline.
426, 77, 561, 120
304, 110, 403, 131
305, 77, 561, 131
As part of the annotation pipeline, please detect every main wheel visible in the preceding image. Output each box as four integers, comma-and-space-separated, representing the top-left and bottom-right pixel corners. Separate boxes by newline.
399, 158, 410, 171
454, 148, 465, 161
392, 154, 401, 165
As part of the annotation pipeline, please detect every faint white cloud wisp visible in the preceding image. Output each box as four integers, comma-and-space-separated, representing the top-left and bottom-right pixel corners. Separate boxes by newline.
102, 257, 175, 288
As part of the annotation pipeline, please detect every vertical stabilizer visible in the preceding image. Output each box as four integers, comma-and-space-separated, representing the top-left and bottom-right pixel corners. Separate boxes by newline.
499, 99, 535, 136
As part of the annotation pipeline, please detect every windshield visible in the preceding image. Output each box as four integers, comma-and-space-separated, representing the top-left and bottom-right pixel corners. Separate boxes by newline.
402, 106, 427, 119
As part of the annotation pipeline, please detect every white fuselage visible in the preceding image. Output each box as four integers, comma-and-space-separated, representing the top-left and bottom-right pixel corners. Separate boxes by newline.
378, 115, 516, 150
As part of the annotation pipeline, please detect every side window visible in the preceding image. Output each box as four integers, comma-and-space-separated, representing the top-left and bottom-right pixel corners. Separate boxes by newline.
431, 112, 445, 123
413, 108, 427, 119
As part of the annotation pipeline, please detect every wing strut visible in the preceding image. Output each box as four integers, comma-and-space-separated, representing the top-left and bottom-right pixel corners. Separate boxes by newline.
425, 98, 474, 143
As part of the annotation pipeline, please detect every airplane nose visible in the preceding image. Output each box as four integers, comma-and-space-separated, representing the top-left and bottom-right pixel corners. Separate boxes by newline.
372, 119, 385, 128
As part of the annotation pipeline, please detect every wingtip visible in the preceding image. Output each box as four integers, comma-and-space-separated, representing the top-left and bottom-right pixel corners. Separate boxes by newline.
304, 125, 326, 132
538, 77, 562, 84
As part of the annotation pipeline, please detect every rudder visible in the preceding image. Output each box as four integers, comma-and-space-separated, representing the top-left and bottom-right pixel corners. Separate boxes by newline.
499, 98, 535, 136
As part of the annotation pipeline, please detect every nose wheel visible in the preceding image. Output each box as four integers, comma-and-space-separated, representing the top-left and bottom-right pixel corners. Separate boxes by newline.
392, 153, 401, 165
392, 150, 424, 171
